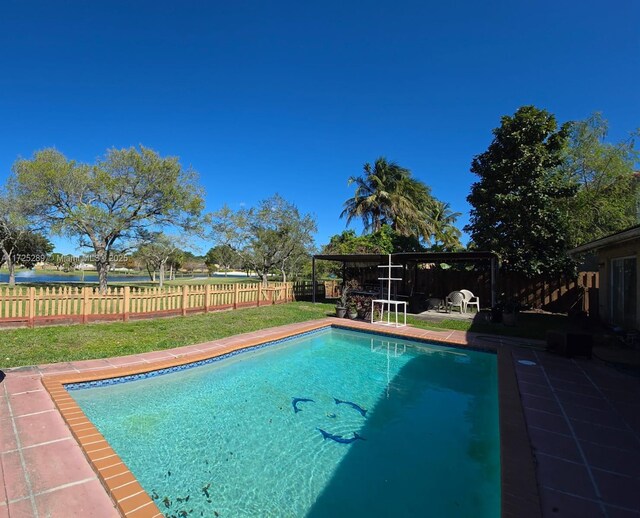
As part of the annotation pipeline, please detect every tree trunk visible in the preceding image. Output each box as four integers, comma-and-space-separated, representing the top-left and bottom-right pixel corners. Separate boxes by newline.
0, 244, 16, 287
96, 262, 109, 294
146, 265, 154, 281
159, 260, 166, 289
281, 268, 287, 284
8, 261, 16, 287
94, 249, 110, 294
261, 273, 268, 287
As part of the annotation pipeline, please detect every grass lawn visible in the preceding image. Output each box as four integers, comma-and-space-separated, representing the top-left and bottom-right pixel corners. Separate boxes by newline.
0, 302, 335, 368
1, 302, 566, 368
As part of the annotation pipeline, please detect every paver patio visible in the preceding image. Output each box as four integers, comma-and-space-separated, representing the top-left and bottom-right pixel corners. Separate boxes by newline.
1, 318, 638, 517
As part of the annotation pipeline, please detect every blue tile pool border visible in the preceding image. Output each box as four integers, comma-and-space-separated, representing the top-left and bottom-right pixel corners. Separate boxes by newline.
64, 326, 332, 390
66, 324, 496, 391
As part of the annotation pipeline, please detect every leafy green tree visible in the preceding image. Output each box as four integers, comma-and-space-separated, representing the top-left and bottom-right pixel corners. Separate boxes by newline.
134, 233, 184, 287
212, 195, 316, 286
204, 245, 238, 276
0, 188, 52, 286
341, 157, 436, 240
466, 106, 576, 276
323, 225, 423, 256
0, 228, 53, 285
430, 201, 462, 251
558, 113, 640, 247
179, 251, 205, 275
11, 146, 204, 293
320, 225, 423, 277
48, 252, 70, 271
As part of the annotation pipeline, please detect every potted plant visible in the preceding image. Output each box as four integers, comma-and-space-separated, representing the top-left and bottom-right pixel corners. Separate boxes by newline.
347, 301, 358, 319
335, 287, 349, 318
335, 280, 358, 318
502, 299, 520, 326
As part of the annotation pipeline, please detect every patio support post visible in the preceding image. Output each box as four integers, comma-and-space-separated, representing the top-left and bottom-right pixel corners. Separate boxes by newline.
312, 256, 316, 303
490, 256, 497, 307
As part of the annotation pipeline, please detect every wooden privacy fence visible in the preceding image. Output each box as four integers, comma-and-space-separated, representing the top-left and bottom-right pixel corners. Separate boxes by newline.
0, 282, 295, 328
348, 266, 600, 316
500, 271, 599, 315
414, 269, 600, 315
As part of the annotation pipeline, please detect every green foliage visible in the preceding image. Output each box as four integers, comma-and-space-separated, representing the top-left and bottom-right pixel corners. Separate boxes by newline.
134, 233, 184, 287
430, 201, 463, 251
0, 188, 51, 285
10, 232, 53, 268
341, 156, 463, 249
466, 106, 576, 277
323, 225, 423, 256
212, 194, 317, 284
558, 113, 640, 247
341, 157, 437, 240
319, 225, 423, 277
0, 229, 53, 269
204, 245, 238, 275
11, 146, 205, 292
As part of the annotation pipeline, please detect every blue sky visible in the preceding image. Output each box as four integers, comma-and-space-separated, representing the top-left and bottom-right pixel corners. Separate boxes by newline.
1, 0, 638, 255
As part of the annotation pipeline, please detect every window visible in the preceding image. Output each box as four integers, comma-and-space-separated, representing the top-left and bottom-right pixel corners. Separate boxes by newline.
611, 257, 637, 328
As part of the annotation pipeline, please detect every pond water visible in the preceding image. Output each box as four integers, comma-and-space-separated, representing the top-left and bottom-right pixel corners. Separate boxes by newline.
0, 270, 256, 284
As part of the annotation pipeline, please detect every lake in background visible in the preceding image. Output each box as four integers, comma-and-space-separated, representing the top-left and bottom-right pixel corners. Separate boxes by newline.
0, 271, 253, 284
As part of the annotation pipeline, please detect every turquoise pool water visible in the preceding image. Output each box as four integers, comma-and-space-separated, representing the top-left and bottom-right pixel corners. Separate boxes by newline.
70, 328, 500, 517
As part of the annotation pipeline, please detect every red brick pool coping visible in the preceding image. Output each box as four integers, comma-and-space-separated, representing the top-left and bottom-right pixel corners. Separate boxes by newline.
2, 318, 542, 517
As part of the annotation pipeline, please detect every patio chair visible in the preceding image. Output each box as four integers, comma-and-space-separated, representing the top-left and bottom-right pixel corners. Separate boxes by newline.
460, 289, 480, 313
445, 291, 466, 314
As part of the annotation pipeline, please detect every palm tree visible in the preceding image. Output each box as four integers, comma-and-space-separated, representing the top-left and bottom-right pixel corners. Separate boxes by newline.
430, 201, 462, 251
341, 157, 435, 240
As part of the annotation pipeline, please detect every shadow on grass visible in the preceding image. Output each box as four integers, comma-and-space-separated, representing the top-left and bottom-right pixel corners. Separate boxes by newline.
410, 310, 572, 341
467, 311, 570, 341
305, 341, 500, 517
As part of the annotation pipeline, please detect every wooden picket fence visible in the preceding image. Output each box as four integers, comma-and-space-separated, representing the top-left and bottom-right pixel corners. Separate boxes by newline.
0, 282, 295, 328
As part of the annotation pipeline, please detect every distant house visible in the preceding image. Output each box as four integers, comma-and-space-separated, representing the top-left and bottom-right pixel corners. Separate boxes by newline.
570, 225, 640, 330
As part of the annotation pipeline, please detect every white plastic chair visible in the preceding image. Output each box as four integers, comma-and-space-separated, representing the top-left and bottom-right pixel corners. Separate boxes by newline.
460, 289, 480, 313
446, 291, 465, 314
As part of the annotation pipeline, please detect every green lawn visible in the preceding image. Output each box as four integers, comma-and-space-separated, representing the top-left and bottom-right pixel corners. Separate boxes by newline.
1, 302, 335, 368
0, 302, 565, 368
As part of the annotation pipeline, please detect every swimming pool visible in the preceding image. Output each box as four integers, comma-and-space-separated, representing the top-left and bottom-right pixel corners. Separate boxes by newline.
69, 327, 500, 517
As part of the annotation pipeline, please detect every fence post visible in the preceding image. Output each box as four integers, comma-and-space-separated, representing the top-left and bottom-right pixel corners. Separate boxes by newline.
82, 287, 90, 324
123, 286, 130, 322
234, 283, 239, 309
182, 285, 189, 316
204, 284, 210, 313
28, 287, 35, 328
257, 284, 262, 307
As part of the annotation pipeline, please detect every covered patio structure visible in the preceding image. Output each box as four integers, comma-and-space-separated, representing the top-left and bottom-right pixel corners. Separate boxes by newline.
311, 251, 499, 311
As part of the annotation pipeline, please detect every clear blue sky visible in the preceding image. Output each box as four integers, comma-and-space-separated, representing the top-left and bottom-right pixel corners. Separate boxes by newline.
1, 1, 638, 255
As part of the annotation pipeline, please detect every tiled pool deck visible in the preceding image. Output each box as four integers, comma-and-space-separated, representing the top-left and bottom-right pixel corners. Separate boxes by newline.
1, 318, 638, 517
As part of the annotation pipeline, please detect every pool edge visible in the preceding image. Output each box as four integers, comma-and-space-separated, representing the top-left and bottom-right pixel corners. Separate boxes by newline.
42, 318, 541, 518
